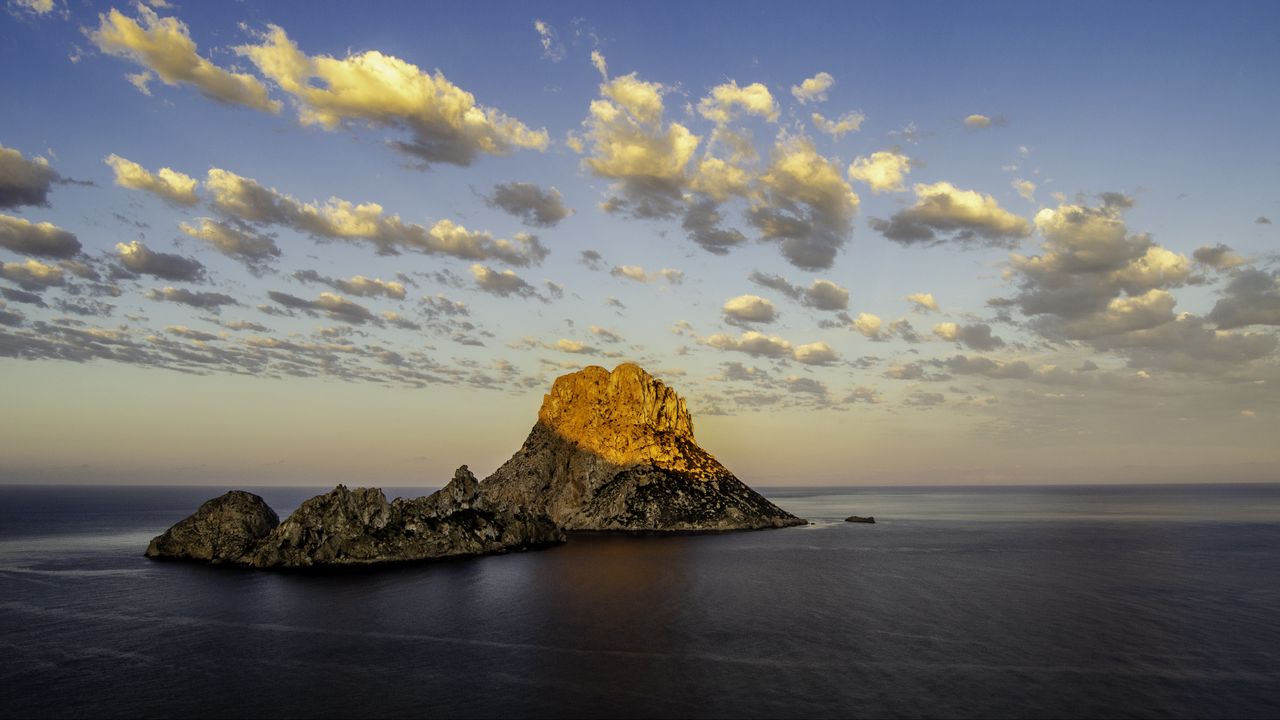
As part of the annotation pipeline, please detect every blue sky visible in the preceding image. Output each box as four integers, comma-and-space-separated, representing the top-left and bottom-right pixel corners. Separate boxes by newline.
1, 0, 1278, 486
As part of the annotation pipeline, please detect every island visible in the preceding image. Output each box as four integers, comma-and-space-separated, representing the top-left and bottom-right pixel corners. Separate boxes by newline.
146, 363, 806, 568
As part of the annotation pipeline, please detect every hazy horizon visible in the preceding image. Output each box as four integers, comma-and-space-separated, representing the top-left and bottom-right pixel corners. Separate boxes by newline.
2, 1, 1278, 487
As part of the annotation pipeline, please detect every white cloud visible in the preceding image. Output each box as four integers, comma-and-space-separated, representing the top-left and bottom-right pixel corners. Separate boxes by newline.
205, 168, 547, 265
848, 151, 911, 193
236, 24, 547, 166
790, 72, 833, 104
105, 154, 199, 206
723, 295, 777, 326
697, 81, 779, 124
470, 264, 537, 298
811, 111, 864, 138
871, 181, 1030, 247
533, 19, 565, 62
905, 292, 939, 312
89, 6, 280, 112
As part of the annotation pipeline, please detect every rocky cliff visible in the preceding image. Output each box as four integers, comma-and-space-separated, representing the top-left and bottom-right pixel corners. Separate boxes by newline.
146, 466, 563, 568
480, 363, 805, 531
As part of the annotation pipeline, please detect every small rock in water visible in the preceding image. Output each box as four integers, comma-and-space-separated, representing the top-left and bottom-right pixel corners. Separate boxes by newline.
845, 515, 876, 524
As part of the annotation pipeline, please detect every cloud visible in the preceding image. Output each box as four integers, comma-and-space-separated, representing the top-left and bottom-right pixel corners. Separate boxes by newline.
10, 0, 55, 15
790, 72, 833, 104
1052, 289, 1177, 339
179, 217, 280, 271
1208, 269, 1280, 329
89, 6, 280, 112
166, 325, 219, 342
748, 136, 860, 270
576, 56, 699, 220
785, 376, 828, 397
421, 294, 469, 318
659, 268, 684, 285
0, 213, 81, 258
0, 144, 60, 209
267, 290, 376, 324
550, 338, 598, 355
236, 24, 547, 166
0, 258, 64, 290
811, 111, 864, 138
905, 292, 938, 312
485, 182, 571, 227
115, 240, 205, 282
589, 326, 623, 343
933, 321, 1005, 350
681, 198, 747, 254
533, 19, 565, 62
905, 391, 946, 407
608, 265, 684, 284
803, 279, 849, 311
470, 263, 537, 298
1192, 243, 1244, 270
747, 271, 847, 311
579, 249, 604, 270
847, 150, 911, 193
839, 386, 881, 404
1090, 314, 1277, 376
293, 270, 406, 299
870, 181, 1030, 247
697, 81, 779, 124
105, 154, 199, 206
1012, 178, 1036, 202
722, 295, 777, 326
1258, 216, 1273, 225
705, 330, 794, 358
1002, 195, 1192, 340
793, 341, 838, 366
146, 286, 237, 308
851, 312, 883, 338
937, 354, 1033, 380
205, 168, 548, 265
964, 114, 993, 128
611, 265, 649, 283
705, 330, 837, 365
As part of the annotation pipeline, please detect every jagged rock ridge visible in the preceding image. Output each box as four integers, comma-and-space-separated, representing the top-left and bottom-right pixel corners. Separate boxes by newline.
480, 363, 806, 531
146, 466, 563, 568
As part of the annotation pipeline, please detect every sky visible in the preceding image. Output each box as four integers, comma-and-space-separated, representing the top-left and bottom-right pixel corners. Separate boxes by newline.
1, 0, 1278, 487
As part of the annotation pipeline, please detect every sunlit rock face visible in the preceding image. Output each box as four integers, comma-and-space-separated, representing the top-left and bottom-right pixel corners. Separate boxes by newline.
146, 466, 564, 568
481, 363, 806, 531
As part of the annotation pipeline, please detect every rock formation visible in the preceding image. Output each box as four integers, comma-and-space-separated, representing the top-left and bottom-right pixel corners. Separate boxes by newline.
147, 466, 563, 568
147, 363, 804, 569
480, 363, 806, 531
844, 515, 876, 524
146, 490, 279, 563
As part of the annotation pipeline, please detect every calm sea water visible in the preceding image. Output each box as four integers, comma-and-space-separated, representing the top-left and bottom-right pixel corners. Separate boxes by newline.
1, 484, 1278, 719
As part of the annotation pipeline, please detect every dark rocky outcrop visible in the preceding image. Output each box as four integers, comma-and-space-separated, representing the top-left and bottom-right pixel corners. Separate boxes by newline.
145, 490, 279, 563
147, 467, 563, 568
844, 515, 876, 524
480, 363, 806, 532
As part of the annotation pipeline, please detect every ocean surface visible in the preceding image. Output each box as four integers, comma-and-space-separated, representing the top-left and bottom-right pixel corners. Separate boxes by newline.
1, 483, 1278, 719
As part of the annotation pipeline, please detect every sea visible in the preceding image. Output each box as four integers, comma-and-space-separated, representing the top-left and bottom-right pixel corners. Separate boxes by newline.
1, 483, 1278, 719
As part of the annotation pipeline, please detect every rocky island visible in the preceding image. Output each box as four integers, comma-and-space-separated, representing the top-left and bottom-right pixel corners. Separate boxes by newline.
146, 363, 805, 569
146, 466, 564, 567
482, 363, 805, 532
